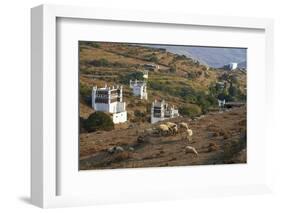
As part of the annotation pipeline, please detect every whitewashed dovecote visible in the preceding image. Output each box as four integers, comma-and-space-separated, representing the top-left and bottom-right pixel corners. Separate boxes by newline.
142, 70, 148, 79
228, 62, 238, 70
92, 85, 127, 124
129, 80, 148, 100
151, 100, 179, 124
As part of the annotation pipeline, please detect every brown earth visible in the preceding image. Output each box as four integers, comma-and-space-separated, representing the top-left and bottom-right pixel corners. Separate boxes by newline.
79, 106, 246, 170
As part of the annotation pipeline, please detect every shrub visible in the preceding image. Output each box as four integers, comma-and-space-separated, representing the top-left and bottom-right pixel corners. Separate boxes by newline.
149, 55, 158, 63
132, 110, 147, 123
88, 58, 110, 67
187, 70, 203, 79
90, 43, 100, 48
179, 104, 202, 118
79, 117, 86, 133
148, 81, 165, 91
177, 86, 196, 100
84, 112, 114, 132
158, 48, 166, 52
205, 95, 217, 106
208, 145, 219, 152
228, 84, 238, 98
195, 93, 211, 113
170, 66, 177, 73
120, 72, 144, 84
114, 151, 131, 162
80, 83, 92, 98
208, 142, 219, 152
230, 75, 239, 84
134, 110, 145, 117
175, 55, 187, 60
80, 41, 100, 48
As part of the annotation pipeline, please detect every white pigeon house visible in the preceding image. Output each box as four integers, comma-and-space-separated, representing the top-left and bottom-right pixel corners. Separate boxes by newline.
92, 85, 127, 124
229, 62, 238, 70
151, 100, 179, 124
129, 79, 148, 100
218, 99, 226, 108
143, 70, 148, 79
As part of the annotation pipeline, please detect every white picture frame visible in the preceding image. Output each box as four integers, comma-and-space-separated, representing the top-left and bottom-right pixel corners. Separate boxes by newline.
31, 4, 274, 208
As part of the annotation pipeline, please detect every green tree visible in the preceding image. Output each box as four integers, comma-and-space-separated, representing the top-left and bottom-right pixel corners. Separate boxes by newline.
91, 43, 100, 48
230, 75, 239, 84
89, 58, 110, 67
179, 104, 202, 118
228, 84, 238, 98
149, 55, 158, 63
170, 65, 177, 73
84, 112, 114, 132
120, 71, 144, 84
80, 83, 92, 97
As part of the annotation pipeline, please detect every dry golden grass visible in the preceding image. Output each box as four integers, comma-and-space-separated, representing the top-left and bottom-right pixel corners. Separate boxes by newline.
80, 46, 151, 66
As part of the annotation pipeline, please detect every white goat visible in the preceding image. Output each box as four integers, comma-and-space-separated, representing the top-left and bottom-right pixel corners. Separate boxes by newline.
185, 146, 198, 157
166, 122, 178, 135
179, 122, 188, 131
179, 122, 193, 142
158, 124, 170, 136
187, 129, 193, 137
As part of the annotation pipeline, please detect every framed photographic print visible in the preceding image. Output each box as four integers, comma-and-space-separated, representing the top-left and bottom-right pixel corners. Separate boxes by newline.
78, 41, 247, 170
31, 4, 274, 208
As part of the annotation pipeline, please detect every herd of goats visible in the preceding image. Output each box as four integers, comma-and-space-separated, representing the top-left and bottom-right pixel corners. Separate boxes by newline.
155, 121, 198, 156
156, 122, 193, 138
107, 121, 199, 157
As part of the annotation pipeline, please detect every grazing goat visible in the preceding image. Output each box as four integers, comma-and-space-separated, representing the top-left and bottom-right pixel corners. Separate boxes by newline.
158, 124, 170, 136
187, 129, 193, 137
186, 128, 193, 143
166, 122, 178, 135
185, 146, 198, 157
179, 122, 188, 131
178, 122, 193, 142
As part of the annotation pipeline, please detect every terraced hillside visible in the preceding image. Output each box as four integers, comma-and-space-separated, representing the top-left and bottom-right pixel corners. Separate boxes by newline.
79, 42, 246, 121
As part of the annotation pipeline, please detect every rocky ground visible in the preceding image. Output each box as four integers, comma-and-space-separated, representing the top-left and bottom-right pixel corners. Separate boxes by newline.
79, 106, 246, 170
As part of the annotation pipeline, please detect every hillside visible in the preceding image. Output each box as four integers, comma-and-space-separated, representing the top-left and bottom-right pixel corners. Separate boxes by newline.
143, 45, 247, 68
80, 106, 246, 169
79, 41, 246, 122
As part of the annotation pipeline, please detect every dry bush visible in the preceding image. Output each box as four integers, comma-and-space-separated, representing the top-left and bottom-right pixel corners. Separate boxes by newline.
207, 142, 219, 152
137, 135, 146, 143
229, 111, 239, 116
238, 119, 246, 126
207, 124, 219, 132
207, 124, 230, 139
210, 132, 219, 137
209, 142, 217, 147
221, 129, 231, 139
114, 151, 131, 162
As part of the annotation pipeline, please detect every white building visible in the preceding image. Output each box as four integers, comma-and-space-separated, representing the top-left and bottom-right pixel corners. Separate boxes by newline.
151, 100, 179, 124
92, 85, 127, 124
144, 63, 159, 71
218, 99, 226, 108
143, 70, 148, 79
129, 80, 148, 100
228, 62, 238, 70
